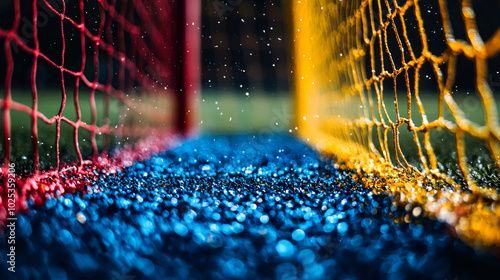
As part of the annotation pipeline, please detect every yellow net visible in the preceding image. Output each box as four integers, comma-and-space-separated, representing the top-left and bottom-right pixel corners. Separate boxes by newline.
291, 0, 500, 247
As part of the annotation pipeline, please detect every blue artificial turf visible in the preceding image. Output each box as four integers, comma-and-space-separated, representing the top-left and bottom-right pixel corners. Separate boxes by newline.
0, 135, 498, 279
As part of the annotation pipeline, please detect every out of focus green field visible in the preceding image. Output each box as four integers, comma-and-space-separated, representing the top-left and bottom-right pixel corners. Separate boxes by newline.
0, 90, 292, 172
1, 89, 499, 182
199, 91, 291, 133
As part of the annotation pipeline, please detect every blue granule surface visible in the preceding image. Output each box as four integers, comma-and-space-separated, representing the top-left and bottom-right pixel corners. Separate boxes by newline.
0, 135, 498, 279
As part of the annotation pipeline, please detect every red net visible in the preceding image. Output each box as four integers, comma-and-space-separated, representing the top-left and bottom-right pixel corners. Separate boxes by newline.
0, 0, 199, 218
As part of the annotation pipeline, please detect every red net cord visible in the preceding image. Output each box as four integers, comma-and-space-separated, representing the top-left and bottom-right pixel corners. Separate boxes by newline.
0, 0, 200, 221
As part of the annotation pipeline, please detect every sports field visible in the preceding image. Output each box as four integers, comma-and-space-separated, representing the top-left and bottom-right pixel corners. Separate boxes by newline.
2, 91, 500, 279
3, 0, 500, 279
1, 134, 499, 279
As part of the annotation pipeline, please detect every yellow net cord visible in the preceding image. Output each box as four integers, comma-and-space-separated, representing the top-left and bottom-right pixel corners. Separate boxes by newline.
292, 0, 500, 247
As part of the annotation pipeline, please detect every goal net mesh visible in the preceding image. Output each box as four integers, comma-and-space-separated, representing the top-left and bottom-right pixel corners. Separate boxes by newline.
292, 0, 500, 246
0, 0, 192, 174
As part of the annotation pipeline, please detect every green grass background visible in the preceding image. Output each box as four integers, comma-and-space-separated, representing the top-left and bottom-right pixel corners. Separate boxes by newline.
2, 89, 500, 186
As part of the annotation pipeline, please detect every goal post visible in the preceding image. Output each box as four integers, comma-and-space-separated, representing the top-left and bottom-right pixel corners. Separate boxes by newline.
291, 0, 500, 247
0, 0, 200, 218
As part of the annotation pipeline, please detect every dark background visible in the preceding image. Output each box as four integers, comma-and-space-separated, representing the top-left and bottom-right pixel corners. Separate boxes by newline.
0, 0, 499, 94
201, 0, 290, 93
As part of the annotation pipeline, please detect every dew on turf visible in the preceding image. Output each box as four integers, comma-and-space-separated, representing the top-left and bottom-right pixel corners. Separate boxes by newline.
1, 135, 498, 279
